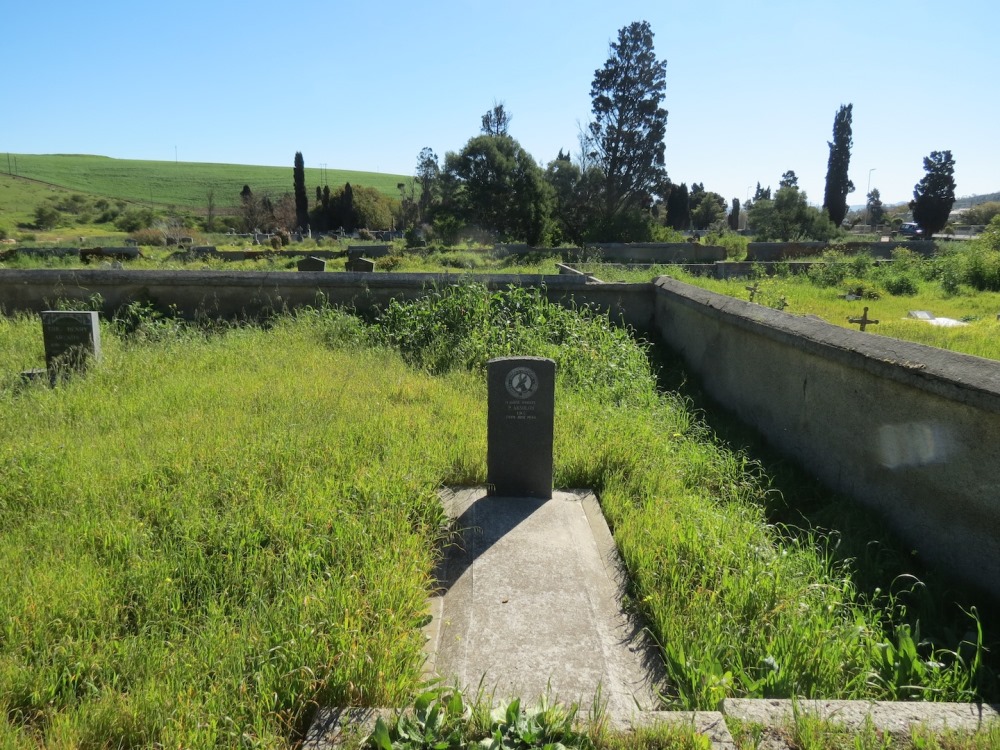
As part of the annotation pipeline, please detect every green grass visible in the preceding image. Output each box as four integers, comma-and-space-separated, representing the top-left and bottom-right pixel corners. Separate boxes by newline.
1, 154, 408, 213
649, 266, 1000, 362
0, 288, 995, 748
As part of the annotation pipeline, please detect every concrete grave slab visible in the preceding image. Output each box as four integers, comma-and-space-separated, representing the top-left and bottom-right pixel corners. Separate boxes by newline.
424, 487, 666, 728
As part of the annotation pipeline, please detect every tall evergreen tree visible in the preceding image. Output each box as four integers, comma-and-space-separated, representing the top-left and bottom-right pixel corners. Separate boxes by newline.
293, 152, 309, 230
729, 198, 741, 231
587, 20, 669, 223
910, 150, 956, 236
666, 182, 690, 230
822, 104, 855, 228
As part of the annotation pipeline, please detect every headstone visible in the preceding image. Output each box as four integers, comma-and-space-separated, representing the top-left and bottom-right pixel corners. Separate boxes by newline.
297, 256, 326, 272
487, 357, 555, 499
908, 310, 935, 320
347, 244, 391, 258
345, 257, 376, 273
40, 311, 102, 375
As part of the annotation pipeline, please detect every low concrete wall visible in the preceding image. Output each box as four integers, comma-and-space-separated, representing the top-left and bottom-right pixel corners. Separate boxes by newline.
653, 276, 1000, 598
0, 269, 655, 334
747, 241, 938, 261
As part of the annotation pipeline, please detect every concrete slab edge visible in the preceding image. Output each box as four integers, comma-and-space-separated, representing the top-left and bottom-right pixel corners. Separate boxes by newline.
723, 698, 1000, 735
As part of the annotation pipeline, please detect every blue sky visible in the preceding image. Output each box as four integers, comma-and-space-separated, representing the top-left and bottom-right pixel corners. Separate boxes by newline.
5, 0, 997, 206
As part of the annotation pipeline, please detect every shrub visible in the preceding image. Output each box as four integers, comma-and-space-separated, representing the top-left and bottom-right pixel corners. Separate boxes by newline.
376, 254, 404, 271
129, 228, 165, 247
881, 274, 918, 295
357, 228, 375, 241
269, 235, 282, 250
34, 205, 62, 230
115, 209, 155, 233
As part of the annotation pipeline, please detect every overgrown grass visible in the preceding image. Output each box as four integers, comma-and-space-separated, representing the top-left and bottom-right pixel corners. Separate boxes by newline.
0, 286, 995, 747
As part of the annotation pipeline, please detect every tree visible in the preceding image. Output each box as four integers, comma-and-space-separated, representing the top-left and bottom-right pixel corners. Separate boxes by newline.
415, 147, 440, 223
665, 182, 690, 230
442, 134, 553, 245
822, 104, 855, 228
748, 186, 837, 241
34, 204, 61, 230
293, 152, 309, 230
729, 198, 741, 231
779, 171, 799, 189
690, 190, 726, 230
910, 150, 956, 236
480, 101, 512, 137
753, 183, 772, 202
205, 189, 216, 232
587, 20, 669, 223
866, 188, 885, 228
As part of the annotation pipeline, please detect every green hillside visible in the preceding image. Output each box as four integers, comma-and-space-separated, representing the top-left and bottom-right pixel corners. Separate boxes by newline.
2, 154, 408, 212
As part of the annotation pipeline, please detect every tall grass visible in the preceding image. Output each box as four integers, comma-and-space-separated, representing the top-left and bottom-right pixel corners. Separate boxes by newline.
371, 285, 991, 708
0, 315, 482, 748
0, 287, 992, 748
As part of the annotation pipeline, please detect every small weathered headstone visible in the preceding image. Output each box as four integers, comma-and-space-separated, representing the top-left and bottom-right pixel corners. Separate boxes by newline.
345, 257, 376, 273
41, 311, 102, 375
487, 357, 555, 499
908, 310, 935, 320
297, 256, 326, 272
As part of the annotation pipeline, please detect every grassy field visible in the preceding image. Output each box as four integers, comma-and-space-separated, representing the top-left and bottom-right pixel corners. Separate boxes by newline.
1, 154, 408, 215
2, 286, 994, 749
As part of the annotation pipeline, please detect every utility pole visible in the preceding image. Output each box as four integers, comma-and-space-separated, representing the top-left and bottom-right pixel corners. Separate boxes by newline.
6, 153, 11, 175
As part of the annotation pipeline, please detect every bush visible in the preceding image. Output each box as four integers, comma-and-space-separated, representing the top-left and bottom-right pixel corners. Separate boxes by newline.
34, 205, 62, 230
129, 228, 166, 247
881, 274, 918, 295
115, 209, 155, 233
376, 254, 404, 271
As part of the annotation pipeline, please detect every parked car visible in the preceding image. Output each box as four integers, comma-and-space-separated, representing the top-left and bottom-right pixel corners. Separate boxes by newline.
899, 222, 924, 237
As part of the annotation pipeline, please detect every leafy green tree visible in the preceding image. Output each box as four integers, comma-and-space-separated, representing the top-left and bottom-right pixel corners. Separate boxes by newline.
293, 152, 309, 230
480, 101, 512, 137
910, 150, 956, 236
753, 183, 772, 202
963, 201, 1000, 226
866, 188, 885, 227
587, 20, 668, 225
748, 186, 837, 241
443, 134, 553, 245
779, 171, 799, 189
690, 190, 726, 230
822, 104, 855, 228
545, 156, 605, 245
415, 147, 440, 224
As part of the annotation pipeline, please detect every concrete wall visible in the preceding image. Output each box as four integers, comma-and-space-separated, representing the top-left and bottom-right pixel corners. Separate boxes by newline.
747, 241, 938, 261
653, 276, 1000, 597
0, 269, 655, 334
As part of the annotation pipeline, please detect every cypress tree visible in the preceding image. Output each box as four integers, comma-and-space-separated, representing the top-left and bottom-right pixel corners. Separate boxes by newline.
910, 150, 956, 236
822, 104, 854, 228
293, 152, 309, 230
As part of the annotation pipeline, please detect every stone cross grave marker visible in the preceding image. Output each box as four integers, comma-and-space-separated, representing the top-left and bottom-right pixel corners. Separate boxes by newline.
745, 282, 760, 302
41, 311, 102, 376
848, 307, 879, 331
297, 256, 326, 272
345, 257, 375, 272
487, 357, 555, 499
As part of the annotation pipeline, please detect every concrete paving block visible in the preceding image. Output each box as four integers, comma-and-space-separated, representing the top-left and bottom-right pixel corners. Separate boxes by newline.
723, 698, 1000, 735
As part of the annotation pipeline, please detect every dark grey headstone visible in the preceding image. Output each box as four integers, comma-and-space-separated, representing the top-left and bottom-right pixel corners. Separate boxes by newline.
41, 311, 102, 374
487, 357, 555, 499
347, 244, 391, 258
297, 256, 327, 272
345, 257, 376, 273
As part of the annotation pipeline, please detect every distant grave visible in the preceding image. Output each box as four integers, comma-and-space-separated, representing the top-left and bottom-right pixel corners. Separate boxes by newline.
347, 244, 391, 258
344, 257, 375, 273
296, 256, 327, 272
907, 310, 969, 328
486, 356, 555, 499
